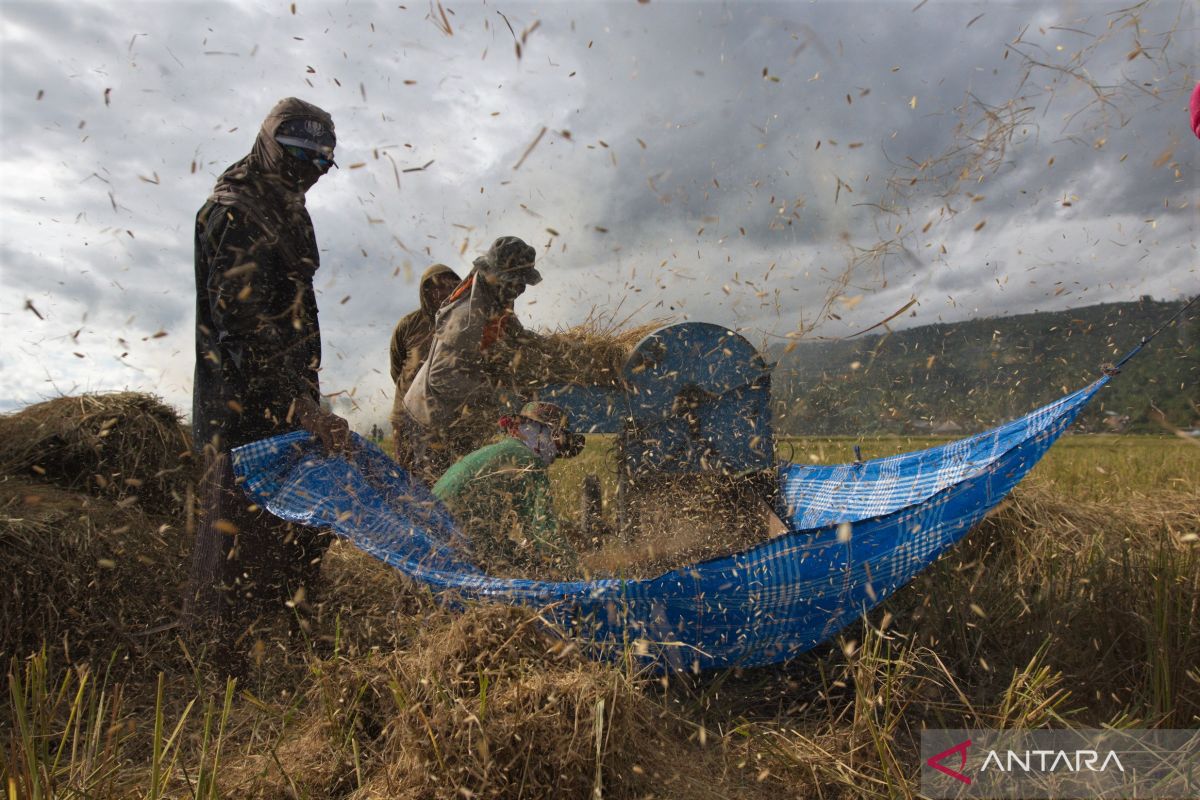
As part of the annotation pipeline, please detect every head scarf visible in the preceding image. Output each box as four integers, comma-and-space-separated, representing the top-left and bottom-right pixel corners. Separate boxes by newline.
515, 420, 559, 465
418, 263, 461, 316
210, 97, 335, 209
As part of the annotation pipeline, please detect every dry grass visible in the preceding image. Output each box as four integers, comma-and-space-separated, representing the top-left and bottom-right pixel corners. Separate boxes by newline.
514, 316, 667, 389
0, 477, 188, 673
0, 392, 193, 516
901, 481, 1200, 725
207, 604, 774, 800
3, 393, 1198, 799
579, 473, 776, 579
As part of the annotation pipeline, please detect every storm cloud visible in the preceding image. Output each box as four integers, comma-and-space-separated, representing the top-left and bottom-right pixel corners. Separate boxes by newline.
1, 0, 1195, 426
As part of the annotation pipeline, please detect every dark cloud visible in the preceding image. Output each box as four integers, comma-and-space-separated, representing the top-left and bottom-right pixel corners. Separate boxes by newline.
2, 0, 1194, 426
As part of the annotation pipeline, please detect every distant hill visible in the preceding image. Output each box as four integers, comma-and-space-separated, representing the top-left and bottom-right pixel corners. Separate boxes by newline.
768, 297, 1199, 436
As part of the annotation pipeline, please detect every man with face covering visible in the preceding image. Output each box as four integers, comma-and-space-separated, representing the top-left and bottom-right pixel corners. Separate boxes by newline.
433, 401, 584, 574
388, 263, 461, 465
186, 97, 349, 645
400, 236, 542, 482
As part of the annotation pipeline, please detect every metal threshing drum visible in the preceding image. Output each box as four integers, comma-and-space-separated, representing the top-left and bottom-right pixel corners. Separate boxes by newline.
542, 322, 777, 540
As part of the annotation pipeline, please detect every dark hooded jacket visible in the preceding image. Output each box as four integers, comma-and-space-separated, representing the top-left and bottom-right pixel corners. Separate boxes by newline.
193, 97, 334, 452
388, 263, 460, 426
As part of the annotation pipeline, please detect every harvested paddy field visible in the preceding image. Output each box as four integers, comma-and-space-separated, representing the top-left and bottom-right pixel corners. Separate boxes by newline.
4, 396, 1198, 798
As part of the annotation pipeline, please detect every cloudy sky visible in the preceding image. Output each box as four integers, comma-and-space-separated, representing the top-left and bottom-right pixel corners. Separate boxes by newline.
1, 0, 1196, 427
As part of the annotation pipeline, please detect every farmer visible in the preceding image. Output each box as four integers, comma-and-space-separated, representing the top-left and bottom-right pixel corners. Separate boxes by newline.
388, 263, 461, 466
433, 401, 584, 572
186, 97, 348, 643
400, 236, 543, 483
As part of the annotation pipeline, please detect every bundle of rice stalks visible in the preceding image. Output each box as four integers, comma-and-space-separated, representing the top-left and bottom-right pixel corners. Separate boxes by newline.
515, 317, 668, 389
0, 476, 186, 668
0, 392, 193, 515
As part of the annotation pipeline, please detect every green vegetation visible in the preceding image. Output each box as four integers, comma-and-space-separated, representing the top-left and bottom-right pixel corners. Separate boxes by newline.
770, 297, 1199, 435
550, 433, 1200, 522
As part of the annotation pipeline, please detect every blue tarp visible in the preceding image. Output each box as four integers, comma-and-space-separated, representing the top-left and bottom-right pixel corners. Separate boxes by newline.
232, 378, 1108, 670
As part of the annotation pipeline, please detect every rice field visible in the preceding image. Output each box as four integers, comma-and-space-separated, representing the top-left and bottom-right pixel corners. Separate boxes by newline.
549, 432, 1200, 522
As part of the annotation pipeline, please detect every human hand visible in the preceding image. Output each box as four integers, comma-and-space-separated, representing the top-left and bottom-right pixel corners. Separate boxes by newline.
295, 397, 351, 453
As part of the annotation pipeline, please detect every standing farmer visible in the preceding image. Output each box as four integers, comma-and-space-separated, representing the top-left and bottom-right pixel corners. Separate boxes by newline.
186, 97, 349, 653
388, 263, 461, 465
400, 236, 542, 483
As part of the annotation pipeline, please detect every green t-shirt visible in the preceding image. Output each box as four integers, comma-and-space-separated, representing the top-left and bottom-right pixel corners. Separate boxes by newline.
432, 437, 575, 570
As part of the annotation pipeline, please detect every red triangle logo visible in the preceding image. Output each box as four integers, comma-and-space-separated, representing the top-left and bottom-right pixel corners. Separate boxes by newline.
927, 739, 972, 784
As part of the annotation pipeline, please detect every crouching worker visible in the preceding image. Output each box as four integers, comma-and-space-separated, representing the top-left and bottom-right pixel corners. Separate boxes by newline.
433, 402, 584, 575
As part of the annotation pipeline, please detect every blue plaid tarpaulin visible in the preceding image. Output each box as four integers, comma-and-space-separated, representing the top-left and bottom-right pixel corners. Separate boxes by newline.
232, 378, 1108, 671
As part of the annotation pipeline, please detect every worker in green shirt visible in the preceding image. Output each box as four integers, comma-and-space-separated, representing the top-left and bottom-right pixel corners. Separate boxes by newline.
433, 401, 584, 573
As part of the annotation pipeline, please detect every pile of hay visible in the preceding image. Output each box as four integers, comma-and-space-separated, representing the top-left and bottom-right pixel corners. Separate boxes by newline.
514, 318, 666, 389
579, 473, 779, 579
313, 540, 435, 655
0, 392, 193, 515
218, 604, 751, 800
0, 392, 193, 667
0, 476, 186, 666
218, 606, 768, 800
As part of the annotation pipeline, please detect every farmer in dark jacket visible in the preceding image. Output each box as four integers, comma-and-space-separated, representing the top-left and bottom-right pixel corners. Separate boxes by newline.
186, 97, 349, 643
389, 263, 461, 465
400, 236, 542, 483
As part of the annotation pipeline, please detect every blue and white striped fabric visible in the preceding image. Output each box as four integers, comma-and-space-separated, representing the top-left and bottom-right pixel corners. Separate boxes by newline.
232, 378, 1108, 671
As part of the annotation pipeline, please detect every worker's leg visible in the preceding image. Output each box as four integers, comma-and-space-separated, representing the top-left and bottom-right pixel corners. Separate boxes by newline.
279, 521, 331, 609
182, 448, 234, 628
391, 409, 415, 469
182, 449, 259, 670
183, 449, 329, 669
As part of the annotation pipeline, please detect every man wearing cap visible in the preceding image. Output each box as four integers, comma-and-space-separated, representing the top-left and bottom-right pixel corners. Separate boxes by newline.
400, 235, 543, 482
433, 401, 584, 572
187, 97, 348, 646
388, 262, 461, 466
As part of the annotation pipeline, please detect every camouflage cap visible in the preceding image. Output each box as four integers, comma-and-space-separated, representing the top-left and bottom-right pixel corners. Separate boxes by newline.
274, 116, 336, 157
479, 236, 541, 285
515, 401, 570, 432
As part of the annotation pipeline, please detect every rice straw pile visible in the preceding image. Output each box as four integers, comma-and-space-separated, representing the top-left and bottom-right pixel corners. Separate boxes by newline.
512, 316, 668, 390
216, 603, 740, 800
0, 392, 193, 515
0, 476, 186, 666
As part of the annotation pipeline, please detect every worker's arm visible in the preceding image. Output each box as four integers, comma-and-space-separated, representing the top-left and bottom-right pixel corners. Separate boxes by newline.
389, 321, 407, 385
505, 312, 544, 348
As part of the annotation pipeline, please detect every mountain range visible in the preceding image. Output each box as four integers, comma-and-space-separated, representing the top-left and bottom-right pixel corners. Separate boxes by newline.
767, 297, 1199, 436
